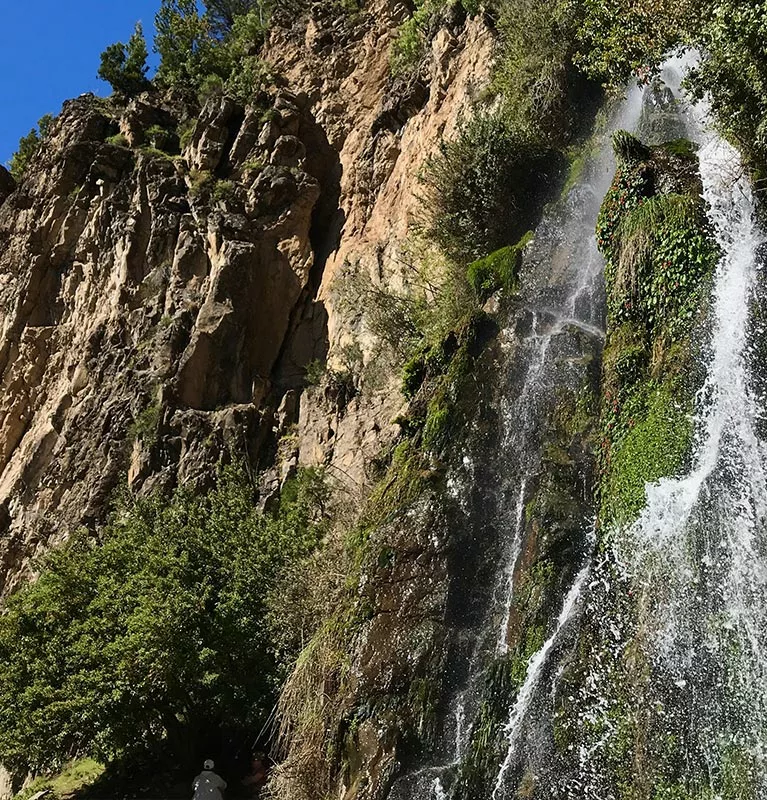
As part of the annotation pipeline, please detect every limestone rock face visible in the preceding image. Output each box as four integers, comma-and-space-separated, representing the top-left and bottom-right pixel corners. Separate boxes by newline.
0, 92, 329, 592
0, 0, 493, 596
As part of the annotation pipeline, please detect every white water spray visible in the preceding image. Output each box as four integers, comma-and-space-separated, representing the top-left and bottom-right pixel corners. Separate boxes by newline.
603, 91, 767, 792
492, 563, 591, 798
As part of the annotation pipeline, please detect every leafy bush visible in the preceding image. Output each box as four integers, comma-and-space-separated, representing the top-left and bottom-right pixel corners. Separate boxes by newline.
419, 111, 549, 262
0, 466, 329, 773
390, 0, 442, 77
155, 1, 272, 102
98, 22, 151, 97
686, 0, 767, 171
177, 118, 197, 150
572, 0, 695, 88
106, 133, 130, 148
189, 168, 215, 197
213, 179, 236, 202
491, 0, 595, 144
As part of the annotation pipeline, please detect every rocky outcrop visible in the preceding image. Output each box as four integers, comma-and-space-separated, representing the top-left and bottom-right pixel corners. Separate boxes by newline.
0, 88, 333, 591
0, 0, 494, 593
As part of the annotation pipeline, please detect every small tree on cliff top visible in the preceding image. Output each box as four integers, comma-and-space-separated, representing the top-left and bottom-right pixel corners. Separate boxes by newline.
98, 22, 151, 96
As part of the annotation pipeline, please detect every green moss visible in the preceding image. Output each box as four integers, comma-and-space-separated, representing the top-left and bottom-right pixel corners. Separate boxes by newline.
661, 138, 698, 159
612, 130, 651, 163
402, 350, 427, 398
602, 382, 693, 527
466, 232, 532, 302
14, 759, 105, 800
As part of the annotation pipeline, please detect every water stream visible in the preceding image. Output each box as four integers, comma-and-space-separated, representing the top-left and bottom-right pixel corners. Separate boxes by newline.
388, 82, 644, 800
388, 56, 767, 799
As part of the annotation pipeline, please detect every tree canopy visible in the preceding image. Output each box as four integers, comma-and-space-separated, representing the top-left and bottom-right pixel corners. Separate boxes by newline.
0, 466, 328, 773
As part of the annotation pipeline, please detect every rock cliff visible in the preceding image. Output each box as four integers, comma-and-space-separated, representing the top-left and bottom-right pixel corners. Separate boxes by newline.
0, 0, 493, 595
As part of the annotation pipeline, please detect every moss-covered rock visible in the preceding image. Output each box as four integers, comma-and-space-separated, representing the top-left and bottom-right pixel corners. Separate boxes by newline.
596, 132, 718, 532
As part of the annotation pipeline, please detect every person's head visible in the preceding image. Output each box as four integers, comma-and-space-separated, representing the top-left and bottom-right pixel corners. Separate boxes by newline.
204, 759, 215, 771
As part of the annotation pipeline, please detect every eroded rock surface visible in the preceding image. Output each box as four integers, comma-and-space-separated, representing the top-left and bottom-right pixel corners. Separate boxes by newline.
0, 0, 493, 595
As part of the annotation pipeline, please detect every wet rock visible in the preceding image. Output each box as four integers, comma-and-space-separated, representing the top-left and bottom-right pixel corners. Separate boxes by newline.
0, 167, 15, 205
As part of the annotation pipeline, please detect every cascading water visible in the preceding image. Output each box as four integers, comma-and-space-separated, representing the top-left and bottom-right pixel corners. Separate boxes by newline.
387, 83, 644, 800
615, 120, 767, 793
563, 62, 767, 798
389, 52, 767, 800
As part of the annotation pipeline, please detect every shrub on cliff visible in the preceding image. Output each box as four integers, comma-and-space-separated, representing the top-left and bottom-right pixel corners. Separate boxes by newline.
98, 22, 151, 97
419, 111, 549, 263
0, 466, 329, 773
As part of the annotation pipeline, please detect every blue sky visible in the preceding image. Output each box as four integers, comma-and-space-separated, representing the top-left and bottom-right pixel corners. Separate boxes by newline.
0, 1, 161, 166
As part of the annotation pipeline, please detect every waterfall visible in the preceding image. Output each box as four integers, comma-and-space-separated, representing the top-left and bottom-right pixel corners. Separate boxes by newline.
492, 561, 591, 798
613, 120, 767, 793
387, 82, 645, 800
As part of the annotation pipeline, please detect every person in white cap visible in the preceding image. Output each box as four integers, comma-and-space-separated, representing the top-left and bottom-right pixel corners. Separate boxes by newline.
193, 759, 227, 800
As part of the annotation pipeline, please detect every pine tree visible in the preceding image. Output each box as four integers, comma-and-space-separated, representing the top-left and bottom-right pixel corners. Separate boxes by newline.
98, 22, 150, 97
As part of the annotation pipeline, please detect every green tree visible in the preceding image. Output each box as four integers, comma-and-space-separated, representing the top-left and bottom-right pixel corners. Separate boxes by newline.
687, 0, 767, 168
9, 114, 54, 181
98, 22, 151, 96
155, 0, 226, 91
204, 0, 269, 36
569, 0, 697, 87
0, 466, 328, 773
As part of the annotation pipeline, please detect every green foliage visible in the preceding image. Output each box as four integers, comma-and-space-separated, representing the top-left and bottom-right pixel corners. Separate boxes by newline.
419, 111, 548, 262
189, 168, 215, 197
686, 1, 767, 171
98, 22, 151, 96
389, 0, 439, 77
596, 136, 716, 530
304, 358, 327, 386
205, 0, 270, 36
128, 399, 162, 445
598, 144, 719, 338
402, 351, 428, 398
571, 0, 695, 87
14, 759, 104, 800
602, 382, 692, 525
154, 0, 272, 102
0, 466, 328, 773
155, 0, 227, 92
466, 232, 532, 301
612, 130, 650, 163
390, 0, 479, 77
9, 114, 54, 181
569, 0, 767, 170
106, 133, 130, 148
177, 118, 197, 150
212, 178, 236, 202
491, 0, 593, 144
